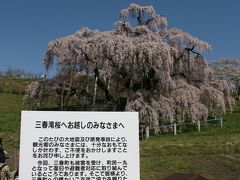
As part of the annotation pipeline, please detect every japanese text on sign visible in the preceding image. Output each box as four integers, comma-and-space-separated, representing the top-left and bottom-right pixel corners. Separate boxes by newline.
20, 112, 139, 180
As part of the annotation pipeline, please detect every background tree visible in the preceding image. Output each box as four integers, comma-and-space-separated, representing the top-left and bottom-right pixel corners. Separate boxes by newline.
25, 3, 236, 133
209, 58, 240, 99
210, 58, 240, 86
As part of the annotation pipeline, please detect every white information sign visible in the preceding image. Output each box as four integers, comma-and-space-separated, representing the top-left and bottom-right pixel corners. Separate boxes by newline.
19, 111, 140, 180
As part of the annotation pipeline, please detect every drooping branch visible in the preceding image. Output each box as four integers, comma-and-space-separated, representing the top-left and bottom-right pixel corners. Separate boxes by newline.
24, 3, 236, 134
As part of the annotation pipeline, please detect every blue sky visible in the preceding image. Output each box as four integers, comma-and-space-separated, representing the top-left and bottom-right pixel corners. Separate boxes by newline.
0, 0, 240, 74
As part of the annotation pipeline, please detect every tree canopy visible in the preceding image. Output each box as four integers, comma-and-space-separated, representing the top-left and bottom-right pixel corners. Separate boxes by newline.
24, 3, 236, 133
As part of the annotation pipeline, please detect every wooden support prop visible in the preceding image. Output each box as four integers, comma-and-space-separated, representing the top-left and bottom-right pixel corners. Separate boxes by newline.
174, 123, 177, 135
145, 126, 149, 139
197, 120, 201, 132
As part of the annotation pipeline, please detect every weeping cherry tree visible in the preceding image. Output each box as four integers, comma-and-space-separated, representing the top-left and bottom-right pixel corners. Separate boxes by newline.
24, 3, 236, 133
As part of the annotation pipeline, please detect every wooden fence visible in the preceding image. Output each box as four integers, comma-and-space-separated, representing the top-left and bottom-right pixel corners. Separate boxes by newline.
160, 117, 223, 135
140, 117, 223, 139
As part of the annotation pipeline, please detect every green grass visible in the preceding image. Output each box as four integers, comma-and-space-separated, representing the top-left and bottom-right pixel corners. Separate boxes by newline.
0, 76, 35, 149
0, 76, 36, 95
0, 91, 240, 179
0, 93, 23, 149
140, 108, 240, 180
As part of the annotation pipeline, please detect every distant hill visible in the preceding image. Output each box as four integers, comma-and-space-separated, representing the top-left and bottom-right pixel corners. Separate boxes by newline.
0, 76, 37, 95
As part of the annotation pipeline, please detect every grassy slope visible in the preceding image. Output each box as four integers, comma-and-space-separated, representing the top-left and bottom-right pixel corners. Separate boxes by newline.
141, 111, 240, 179
0, 93, 23, 149
0, 91, 240, 179
0, 76, 36, 148
0, 76, 36, 95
